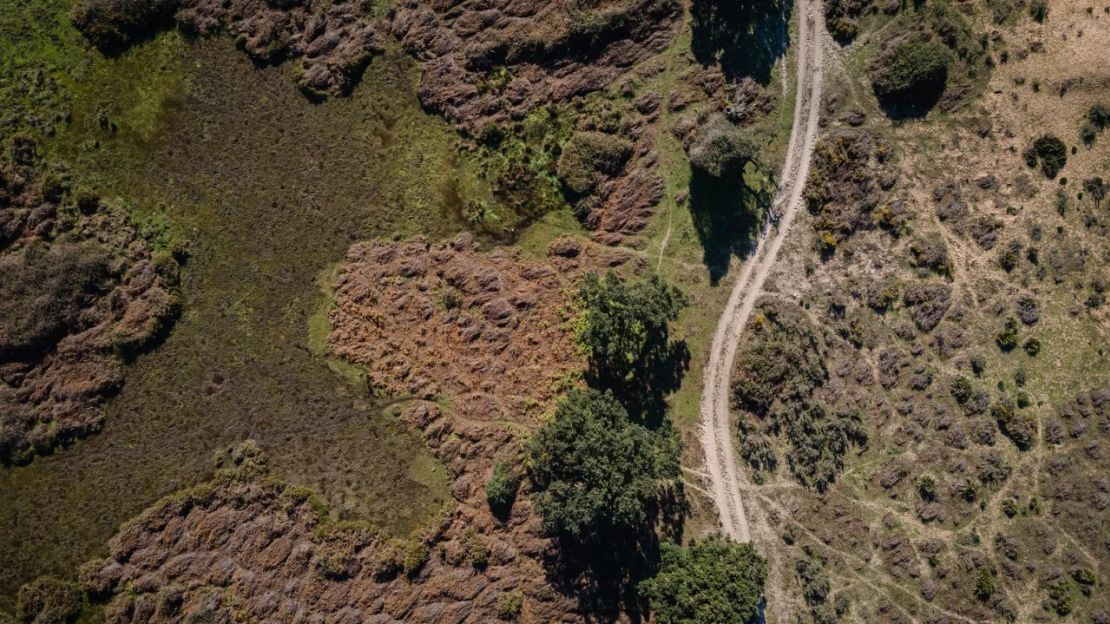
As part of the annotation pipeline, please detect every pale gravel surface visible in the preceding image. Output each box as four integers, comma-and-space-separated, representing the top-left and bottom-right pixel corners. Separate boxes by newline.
698, 0, 826, 548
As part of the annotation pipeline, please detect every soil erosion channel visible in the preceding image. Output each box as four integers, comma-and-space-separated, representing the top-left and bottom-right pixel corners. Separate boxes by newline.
0, 39, 489, 605
699, 0, 825, 543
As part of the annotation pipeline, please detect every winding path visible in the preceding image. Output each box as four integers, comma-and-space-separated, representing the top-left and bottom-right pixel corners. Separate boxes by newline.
698, 0, 826, 543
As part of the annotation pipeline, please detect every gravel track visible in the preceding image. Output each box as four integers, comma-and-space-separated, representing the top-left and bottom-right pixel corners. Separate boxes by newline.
697, 0, 826, 544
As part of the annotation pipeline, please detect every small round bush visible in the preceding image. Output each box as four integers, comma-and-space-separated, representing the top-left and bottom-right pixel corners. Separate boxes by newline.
556, 131, 633, 197
1030, 135, 1067, 178
872, 40, 950, 108
485, 462, 518, 516
496, 592, 523, 620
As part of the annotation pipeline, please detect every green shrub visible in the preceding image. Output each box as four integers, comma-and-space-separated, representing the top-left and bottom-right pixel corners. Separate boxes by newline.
950, 377, 973, 404
496, 591, 524, 620
640, 535, 767, 624
462, 530, 491, 569
1023, 338, 1041, 356
556, 131, 633, 197
16, 576, 83, 624
992, 401, 1035, 450
485, 462, 518, 516
917, 474, 937, 501
975, 567, 996, 600
795, 558, 830, 606
403, 541, 430, 577
872, 40, 950, 107
1025, 135, 1067, 178
1084, 177, 1105, 206
1046, 579, 1077, 615
1029, 0, 1048, 22
1072, 568, 1097, 588
996, 317, 1020, 351
688, 114, 758, 178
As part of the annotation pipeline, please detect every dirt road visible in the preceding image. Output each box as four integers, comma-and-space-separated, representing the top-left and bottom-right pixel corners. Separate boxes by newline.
698, 0, 826, 543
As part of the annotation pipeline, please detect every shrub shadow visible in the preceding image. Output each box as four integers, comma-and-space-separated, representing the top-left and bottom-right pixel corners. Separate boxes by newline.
689, 168, 768, 285
875, 86, 946, 121
690, 0, 793, 84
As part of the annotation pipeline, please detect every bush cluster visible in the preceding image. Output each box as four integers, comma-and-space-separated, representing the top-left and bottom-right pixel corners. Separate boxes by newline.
556, 131, 633, 198
1023, 135, 1067, 178
639, 535, 767, 624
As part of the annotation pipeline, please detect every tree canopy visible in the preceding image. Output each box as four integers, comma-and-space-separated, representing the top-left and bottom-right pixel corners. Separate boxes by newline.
640, 535, 767, 624
526, 388, 679, 540
575, 272, 688, 417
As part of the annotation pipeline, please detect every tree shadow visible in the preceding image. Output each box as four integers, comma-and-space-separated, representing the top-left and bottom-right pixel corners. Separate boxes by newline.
542, 487, 686, 622
587, 339, 690, 429
689, 167, 769, 285
690, 0, 793, 84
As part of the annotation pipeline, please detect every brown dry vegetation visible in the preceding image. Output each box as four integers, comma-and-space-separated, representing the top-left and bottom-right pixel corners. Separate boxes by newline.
0, 157, 182, 465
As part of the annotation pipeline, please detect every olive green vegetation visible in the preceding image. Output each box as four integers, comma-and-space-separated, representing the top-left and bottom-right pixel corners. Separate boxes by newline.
469, 105, 578, 235
556, 131, 633, 198
0, 2, 548, 607
687, 114, 759, 178
485, 461, 518, 517
15, 576, 83, 624
639, 534, 767, 624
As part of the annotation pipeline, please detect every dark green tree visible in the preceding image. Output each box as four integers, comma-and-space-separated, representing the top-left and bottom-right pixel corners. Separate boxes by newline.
640, 535, 767, 624
526, 388, 679, 540
575, 272, 688, 418
1083, 177, 1105, 207
1024, 135, 1067, 178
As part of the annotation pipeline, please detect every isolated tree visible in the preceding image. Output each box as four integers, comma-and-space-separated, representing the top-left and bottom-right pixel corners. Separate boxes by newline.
1084, 177, 1105, 207
1023, 135, 1067, 178
526, 388, 679, 540
640, 534, 767, 624
688, 114, 758, 178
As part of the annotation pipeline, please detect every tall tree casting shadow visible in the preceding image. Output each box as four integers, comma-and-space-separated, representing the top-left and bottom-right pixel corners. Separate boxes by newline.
690, 0, 793, 84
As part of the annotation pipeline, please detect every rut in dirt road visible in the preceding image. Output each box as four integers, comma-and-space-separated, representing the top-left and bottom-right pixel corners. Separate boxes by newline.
698, 0, 826, 543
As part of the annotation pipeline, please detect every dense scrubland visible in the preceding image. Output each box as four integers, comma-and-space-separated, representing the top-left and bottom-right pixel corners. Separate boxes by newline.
0, 0, 1106, 622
